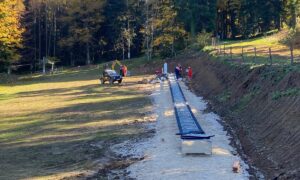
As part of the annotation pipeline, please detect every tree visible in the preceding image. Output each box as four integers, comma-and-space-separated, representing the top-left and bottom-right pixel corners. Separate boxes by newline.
152, 0, 186, 57
59, 0, 105, 65
0, 0, 24, 74
284, 0, 300, 28
175, 0, 217, 38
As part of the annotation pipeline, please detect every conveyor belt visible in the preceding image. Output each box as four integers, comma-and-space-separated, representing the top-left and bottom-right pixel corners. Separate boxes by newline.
169, 76, 213, 140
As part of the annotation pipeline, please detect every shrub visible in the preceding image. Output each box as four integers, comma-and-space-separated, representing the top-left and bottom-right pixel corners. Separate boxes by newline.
272, 88, 300, 100
197, 31, 212, 50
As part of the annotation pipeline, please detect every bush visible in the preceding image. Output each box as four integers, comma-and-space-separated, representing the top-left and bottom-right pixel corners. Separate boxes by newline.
280, 24, 300, 47
197, 31, 212, 50
272, 88, 300, 100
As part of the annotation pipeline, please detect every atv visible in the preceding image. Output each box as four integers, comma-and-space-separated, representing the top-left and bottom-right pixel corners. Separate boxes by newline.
100, 69, 123, 85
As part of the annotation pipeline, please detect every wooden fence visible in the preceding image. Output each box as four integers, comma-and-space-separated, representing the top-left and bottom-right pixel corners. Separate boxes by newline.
215, 44, 299, 66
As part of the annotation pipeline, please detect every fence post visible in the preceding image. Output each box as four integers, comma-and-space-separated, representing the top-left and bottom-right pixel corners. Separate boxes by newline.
290, 45, 294, 65
242, 47, 244, 61
254, 47, 257, 63
223, 44, 226, 57
269, 48, 272, 66
230, 47, 233, 60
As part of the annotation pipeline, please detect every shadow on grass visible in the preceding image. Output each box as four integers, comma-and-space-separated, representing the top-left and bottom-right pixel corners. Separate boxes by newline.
0, 95, 150, 143
0, 68, 101, 87
0, 126, 145, 180
15, 84, 102, 98
0, 93, 151, 179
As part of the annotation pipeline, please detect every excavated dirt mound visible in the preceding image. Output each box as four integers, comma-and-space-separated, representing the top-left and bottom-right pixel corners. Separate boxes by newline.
172, 54, 300, 179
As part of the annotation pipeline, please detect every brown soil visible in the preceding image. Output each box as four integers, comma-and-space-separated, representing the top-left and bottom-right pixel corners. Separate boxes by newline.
158, 52, 300, 179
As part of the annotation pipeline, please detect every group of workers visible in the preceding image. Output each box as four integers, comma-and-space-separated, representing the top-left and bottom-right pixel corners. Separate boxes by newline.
175, 64, 193, 80
103, 63, 127, 77
161, 62, 193, 81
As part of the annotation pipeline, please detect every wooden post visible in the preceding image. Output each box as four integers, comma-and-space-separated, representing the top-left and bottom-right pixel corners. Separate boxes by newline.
230, 47, 233, 60
223, 44, 226, 56
254, 47, 257, 63
290, 45, 294, 65
242, 47, 244, 61
269, 47, 272, 66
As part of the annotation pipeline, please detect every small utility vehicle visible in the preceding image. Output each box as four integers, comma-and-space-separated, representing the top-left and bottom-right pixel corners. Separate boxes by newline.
100, 69, 122, 84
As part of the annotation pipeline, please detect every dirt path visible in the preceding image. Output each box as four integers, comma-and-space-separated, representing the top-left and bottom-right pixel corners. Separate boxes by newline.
114, 80, 250, 179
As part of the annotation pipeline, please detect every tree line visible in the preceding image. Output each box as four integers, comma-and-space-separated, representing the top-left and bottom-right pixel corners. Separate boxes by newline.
0, 0, 299, 73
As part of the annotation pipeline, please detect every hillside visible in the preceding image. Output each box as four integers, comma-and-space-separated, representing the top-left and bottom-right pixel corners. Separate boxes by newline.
205, 29, 300, 66
163, 50, 300, 179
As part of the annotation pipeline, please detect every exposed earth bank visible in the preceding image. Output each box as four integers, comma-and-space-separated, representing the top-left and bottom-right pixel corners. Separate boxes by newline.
136, 52, 300, 179
166, 53, 300, 179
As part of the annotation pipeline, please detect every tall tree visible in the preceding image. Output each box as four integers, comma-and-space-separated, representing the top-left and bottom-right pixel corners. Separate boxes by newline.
152, 0, 186, 57
0, 0, 24, 74
175, 0, 217, 38
59, 0, 105, 65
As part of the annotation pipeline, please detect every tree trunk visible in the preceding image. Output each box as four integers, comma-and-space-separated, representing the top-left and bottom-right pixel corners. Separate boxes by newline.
34, 10, 37, 72
53, 10, 56, 57
127, 21, 131, 59
290, 5, 297, 28
7, 65, 11, 75
38, 6, 41, 66
86, 43, 90, 65
146, 1, 150, 61
45, 3, 48, 57
43, 57, 46, 75
51, 63, 54, 73
70, 52, 74, 66
190, 17, 196, 38
122, 40, 125, 61
150, 20, 154, 60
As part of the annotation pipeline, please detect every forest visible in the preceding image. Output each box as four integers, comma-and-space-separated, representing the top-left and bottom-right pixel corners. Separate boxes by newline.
0, 0, 299, 73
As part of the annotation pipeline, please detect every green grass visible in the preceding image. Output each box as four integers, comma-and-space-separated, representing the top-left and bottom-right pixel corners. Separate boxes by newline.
0, 62, 154, 180
216, 90, 231, 103
204, 29, 300, 66
233, 91, 260, 113
272, 88, 300, 100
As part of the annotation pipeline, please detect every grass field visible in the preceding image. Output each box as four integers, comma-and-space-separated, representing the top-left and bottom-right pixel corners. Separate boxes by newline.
205, 30, 300, 66
0, 65, 154, 179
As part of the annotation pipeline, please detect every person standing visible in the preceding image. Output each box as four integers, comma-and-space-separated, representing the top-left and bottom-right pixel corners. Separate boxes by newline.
120, 65, 124, 76
188, 67, 193, 80
178, 64, 183, 79
123, 65, 127, 77
175, 65, 180, 80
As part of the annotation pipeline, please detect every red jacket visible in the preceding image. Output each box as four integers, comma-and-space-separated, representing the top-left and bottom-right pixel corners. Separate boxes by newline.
188, 68, 192, 78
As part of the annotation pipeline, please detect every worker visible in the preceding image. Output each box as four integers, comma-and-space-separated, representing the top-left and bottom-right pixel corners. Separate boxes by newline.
175, 64, 180, 80
123, 65, 127, 77
178, 64, 183, 79
188, 66, 193, 80
120, 65, 124, 76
